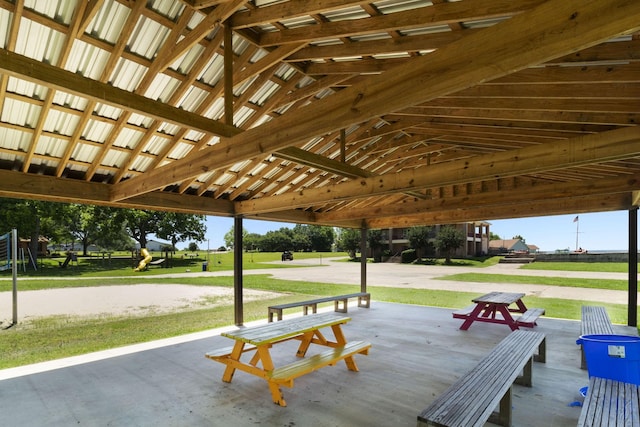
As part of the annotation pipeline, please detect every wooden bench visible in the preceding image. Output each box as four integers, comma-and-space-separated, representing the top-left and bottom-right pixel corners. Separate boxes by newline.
577, 376, 640, 426
417, 330, 546, 427
580, 306, 614, 369
516, 308, 545, 328
268, 292, 371, 322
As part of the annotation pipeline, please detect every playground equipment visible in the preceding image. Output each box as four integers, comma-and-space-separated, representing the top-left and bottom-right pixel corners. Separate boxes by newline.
134, 248, 153, 271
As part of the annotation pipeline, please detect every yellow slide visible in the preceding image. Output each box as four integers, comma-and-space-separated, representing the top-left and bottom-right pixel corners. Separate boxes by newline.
134, 248, 152, 271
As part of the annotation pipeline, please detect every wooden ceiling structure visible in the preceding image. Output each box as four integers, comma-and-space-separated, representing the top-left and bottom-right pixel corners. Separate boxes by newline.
0, 0, 640, 231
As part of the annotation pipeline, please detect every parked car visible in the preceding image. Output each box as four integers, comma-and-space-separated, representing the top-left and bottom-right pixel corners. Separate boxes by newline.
281, 250, 294, 261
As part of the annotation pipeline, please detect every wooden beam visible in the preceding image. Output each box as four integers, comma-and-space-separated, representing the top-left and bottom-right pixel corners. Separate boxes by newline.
109, 0, 640, 202
365, 193, 631, 229
316, 174, 640, 222
236, 126, 640, 214
257, 0, 544, 47
153, 0, 245, 72
274, 147, 375, 179
0, 170, 234, 215
0, 48, 241, 139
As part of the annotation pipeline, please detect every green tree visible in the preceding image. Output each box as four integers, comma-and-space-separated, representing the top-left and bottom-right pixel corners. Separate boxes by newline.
0, 198, 64, 266
92, 207, 135, 251
512, 234, 526, 243
292, 224, 334, 252
259, 228, 293, 252
224, 225, 248, 249
434, 225, 465, 264
243, 233, 262, 251
489, 232, 502, 240
121, 209, 162, 249
156, 212, 206, 252
406, 226, 434, 260
337, 228, 360, 259
367, 229, 385, 262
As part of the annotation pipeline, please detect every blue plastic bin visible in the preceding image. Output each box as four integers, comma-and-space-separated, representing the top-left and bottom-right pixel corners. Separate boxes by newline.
577, 334, 640, 385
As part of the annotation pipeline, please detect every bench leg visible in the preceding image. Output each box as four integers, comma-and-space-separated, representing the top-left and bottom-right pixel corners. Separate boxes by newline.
488, 386, 513, 427
335, 299, 349, 313
358, 295, 370, 308
303, 304, 317, 316
535, 338, 546, 364
515, 357, 533, 387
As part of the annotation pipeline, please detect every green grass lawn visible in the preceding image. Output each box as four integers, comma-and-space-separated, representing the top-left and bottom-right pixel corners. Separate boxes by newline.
2, 250, 347, 278
436, 272, 628, 291
1, 256, 638, 370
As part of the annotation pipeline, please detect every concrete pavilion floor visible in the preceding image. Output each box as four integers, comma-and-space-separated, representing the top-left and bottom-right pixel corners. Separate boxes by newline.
1, 301, 636, 427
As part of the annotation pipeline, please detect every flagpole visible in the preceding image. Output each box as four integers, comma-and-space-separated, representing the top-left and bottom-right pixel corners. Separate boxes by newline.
575, 217, 579, 251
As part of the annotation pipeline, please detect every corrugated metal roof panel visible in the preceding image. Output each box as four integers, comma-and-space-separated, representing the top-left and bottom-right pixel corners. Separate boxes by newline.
142, 134, 170, 156
82, 119, 114, 143
6, 75, 45, 99
175, 85, 209, 112
130, 155, 154, 173
35, 135, 67, 158
110, 58, 146, 91
167, 142, 193, 160
0, 127, 31, 153
170, 42, 205, 74
102, 149, 129, 168
70, 142, 100, 163
148, 0, 184, 22
198, 54, 224, 86
85, 0, 130, 44
128, 113, 155, 128
129, 15, 170, 60
1, 97, 41, 128
0, 9, 10, 49
65, 40, 110, 79
43, 109, 80, 136
113, 128, 144, 149
94, 103, 123, 121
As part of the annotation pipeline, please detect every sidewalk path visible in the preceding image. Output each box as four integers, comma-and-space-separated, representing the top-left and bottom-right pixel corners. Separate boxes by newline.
1, 257, 636, 321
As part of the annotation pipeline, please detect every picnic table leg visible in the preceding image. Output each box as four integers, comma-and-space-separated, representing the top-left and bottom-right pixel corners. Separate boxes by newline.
495, 305, 520, 331
330, 324, 360, 371
459, 304, 486, 330
296, 331, 316, 357
512, 299, 528, 313
222, 342, 245, 382
256, 346, 287, 407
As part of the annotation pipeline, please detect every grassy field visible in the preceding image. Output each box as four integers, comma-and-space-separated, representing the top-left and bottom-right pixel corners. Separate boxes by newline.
0, 255, 637, 370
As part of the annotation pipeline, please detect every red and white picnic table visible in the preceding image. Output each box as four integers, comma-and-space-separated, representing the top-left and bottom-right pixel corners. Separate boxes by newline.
453, 291, 544, 331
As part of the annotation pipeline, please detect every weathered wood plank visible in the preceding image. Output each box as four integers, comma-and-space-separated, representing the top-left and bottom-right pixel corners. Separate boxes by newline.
417, 330, 546, 427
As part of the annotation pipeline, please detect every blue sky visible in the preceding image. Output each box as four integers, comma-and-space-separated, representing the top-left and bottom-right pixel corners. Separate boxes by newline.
198, 210, 635, 252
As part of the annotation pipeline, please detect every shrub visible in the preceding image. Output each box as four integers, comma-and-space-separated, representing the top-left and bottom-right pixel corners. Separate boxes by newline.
401, 248, 417, 264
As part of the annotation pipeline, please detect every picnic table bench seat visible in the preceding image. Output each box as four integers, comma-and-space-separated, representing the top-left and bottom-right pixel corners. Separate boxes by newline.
580, 306, 614, 369
577, 376, 640, 426
417, 330, 546, 427
269, 340, 371, 387
268, 292, 370, 322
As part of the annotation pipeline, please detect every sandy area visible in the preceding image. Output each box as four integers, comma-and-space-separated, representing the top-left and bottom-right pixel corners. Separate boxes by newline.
0, 284, 281, 324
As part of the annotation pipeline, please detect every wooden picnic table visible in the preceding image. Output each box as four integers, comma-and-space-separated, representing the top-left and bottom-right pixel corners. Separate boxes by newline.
453, 291, 544, 331
205, 312, 371, 406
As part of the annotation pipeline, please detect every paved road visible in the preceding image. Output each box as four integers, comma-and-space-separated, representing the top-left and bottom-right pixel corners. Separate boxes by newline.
156, 257, 638, 305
